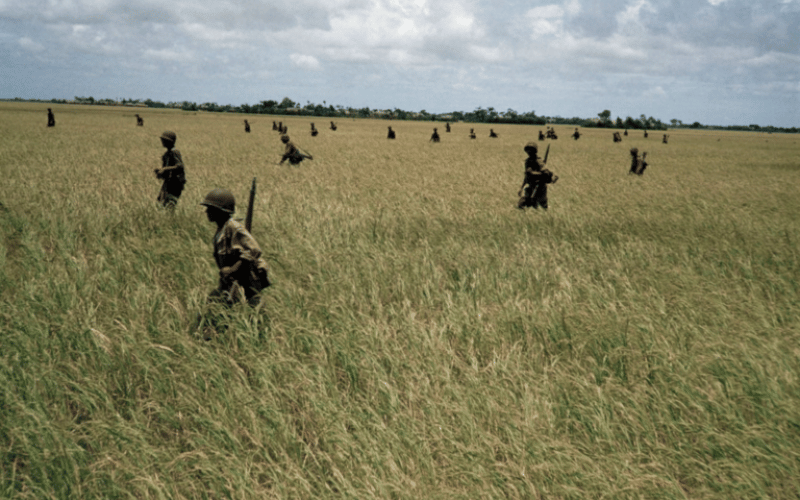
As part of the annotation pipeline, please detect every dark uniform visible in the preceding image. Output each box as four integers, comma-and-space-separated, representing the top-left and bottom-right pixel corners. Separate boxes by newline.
272, 121, 278, 131
154, 131, 186, 208
387, 126, 396, 139
244, 120, 251, 133
136, 114, 144, 126
572, 128, 580, 140
310, 123, 318, 136
47, 108, 55, 127
662, 134, 668, 144
330, 121, 337, 131
430, 128, 440, 142
518, 142, 556, 210
446, 122, 451, 132
538, 130, 545, 141
279, 135, 310, 165
489, 129, 498, 138
469, 128, 476, 139
629, 148, 648, 175
613, 132, 622, 143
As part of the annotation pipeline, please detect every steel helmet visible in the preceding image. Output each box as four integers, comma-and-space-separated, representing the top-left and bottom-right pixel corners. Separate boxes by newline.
200, 188, 235, 214
161, 130, 177, 143
524, 142, 538, 152
280, 135, 290, 143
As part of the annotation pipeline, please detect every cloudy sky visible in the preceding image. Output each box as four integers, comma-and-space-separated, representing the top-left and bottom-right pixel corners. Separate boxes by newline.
1, 0, 798, 127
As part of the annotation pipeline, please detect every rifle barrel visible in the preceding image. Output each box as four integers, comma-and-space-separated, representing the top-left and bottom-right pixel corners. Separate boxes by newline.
245, 177, 256, 232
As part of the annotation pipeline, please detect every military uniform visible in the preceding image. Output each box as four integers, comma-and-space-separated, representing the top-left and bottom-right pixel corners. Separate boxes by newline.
387, 127, 396, 139
430, 128, 440, 142
629, 148, 648, 175
280, 136, 307, 165
489, 129, 498, 138
518, 143, 555, 210
47, 108, 55, 127
210, 218, 270, 305
155, 132, 186, 207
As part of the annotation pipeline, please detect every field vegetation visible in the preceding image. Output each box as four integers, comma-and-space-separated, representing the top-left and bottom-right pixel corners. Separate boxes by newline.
1, 102, 799, 499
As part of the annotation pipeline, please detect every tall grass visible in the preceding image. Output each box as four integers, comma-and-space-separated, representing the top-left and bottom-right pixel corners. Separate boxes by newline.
1, 102, 799, 498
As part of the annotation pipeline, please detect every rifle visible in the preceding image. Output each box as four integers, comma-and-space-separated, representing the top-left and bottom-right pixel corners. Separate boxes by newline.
543, 144, 551, 165
245, 177, 256, 232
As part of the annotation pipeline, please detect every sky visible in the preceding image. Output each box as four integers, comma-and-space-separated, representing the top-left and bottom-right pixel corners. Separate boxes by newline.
1, 0, 798, 127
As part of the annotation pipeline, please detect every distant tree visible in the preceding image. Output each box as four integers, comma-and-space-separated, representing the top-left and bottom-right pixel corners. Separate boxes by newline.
598, 109, 612, 126
278, 97, 296, 108
690, 121, 702, 128
615, 117, 624, 128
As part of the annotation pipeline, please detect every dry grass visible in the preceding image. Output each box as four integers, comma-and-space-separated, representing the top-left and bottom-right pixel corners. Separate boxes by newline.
1, 102, 799, 499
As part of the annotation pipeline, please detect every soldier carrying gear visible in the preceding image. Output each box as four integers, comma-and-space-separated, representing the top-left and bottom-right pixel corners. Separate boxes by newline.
613, 132, 622, 143
47, 108, 55, 127
330, 121, 337, 131
272, 121, 278, 131
310, 123, 318, 136
387, 126, 396, 139
430, 127, 440, 142
279, 135, 312, 165
572, 128, 581, 140
662, 134, 669, 144
446, 122, 451, 132
136, 114, 144, 126
538, 130, 545, 141
200, 188, 271, 308
244, 120, 251, 133
489, 129, 498, 138
629, 148, 648, 175
154, 130, 186, 208
469, 128, 476, 139
518, 142, 557, 210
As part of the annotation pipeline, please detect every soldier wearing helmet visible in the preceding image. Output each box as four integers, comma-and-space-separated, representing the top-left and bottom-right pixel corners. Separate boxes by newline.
430, 127, 440, 142
279, 135, 312, 165
47, 108, 55, 127
629, 148, 648, 175
154, 131, 186, 208
518, 142, 557, 210
200, 188, 270, 307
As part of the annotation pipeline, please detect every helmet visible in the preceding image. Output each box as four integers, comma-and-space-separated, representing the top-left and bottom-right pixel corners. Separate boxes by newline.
280, 135, 290, 143
524, 142, 538, 152
161, 131, 177, 143
630, 147, 639, 155
200, 188, 235, 214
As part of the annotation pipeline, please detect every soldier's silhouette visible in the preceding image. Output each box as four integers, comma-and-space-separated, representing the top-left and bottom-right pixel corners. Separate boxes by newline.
244, 120, 250, 133
387, 126, 396, 139
47, 108, 55, 127
430, 128, 440, 142
136, 114, 144, 126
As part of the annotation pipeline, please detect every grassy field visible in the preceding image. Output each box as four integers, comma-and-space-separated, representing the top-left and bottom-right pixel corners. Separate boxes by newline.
1, 101, 799, 499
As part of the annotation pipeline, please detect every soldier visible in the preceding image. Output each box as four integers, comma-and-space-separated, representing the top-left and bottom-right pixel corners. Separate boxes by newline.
272, 121, 278, 131
330, 121, 337, 131
446, 122, 451, 133
136, 114, 144, 126
387, 126, 396, 139
538, 130, 545, 141
279, 135, 312, 165
154, 131, 186, 208
624, 128, 628, 136
200, 188, 270, 308
662, 134, 669, 144
310, 123, 318, 136
430, 127, 440, 142
244, 120, 251, 133
518, 142, 557, 210
469, 128, 476, 139
572, 128, 581, 140
629, 148, 648, 175
489, 129, 498, 138
644, 130, 649, 138
613, 132, 622, 143
47, 108, 55, 127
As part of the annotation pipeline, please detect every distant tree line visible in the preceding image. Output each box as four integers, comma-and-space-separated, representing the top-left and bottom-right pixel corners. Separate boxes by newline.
2, 97, 797, 133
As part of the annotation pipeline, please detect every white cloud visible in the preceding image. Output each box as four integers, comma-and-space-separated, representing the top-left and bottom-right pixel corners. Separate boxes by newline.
290, 53, 320, 70
18, 36, 44, 51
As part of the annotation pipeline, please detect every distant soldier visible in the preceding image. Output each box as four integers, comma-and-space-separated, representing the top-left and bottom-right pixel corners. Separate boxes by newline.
154, 131, 186, 208
310, 123, 318, 136
538, 130, 545, 141
489, 129, 498, 138
518, 142, 557, 210
244, 120, 251, 133
644, 130, 649, 138
200, 188, 270, 308
280, 123, 288, 134
613, 132, 622, 143
572, 128, 581, 140
623, 128, 628, 136
546, 127, 558, 139
272, 121, 278, 131
469, 128, 476, 139
330, 121, 337, 131
629, 148, 648, 175
446, 122, 451, 133
47, 108, 55, 127
136, 114, 144, 126
430, 128, 440, 142
662, 134, 669, 144
387, 126, 396, 139
279, 135, 312, 165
